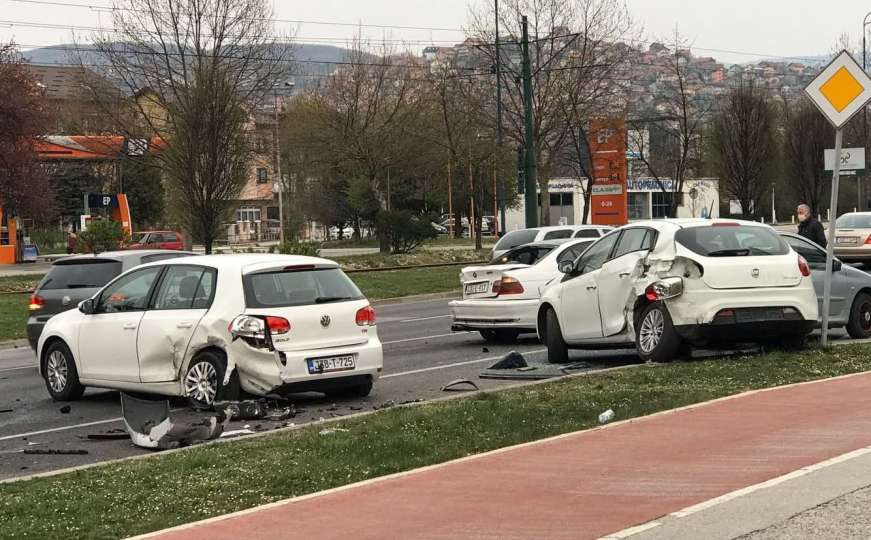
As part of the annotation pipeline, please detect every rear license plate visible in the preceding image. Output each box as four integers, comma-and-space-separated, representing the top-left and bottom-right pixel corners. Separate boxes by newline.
837, 236, 857, 244
464, 281, 489, 295
736, 308, 783, 323
306, 355, 356, 374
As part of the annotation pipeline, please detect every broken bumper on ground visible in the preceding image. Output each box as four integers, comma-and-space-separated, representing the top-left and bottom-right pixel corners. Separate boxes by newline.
229, 338, 383, 396
449, 298, 539, 331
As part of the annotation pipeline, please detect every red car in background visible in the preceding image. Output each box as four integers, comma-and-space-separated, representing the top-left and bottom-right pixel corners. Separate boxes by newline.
127, 231, 185, 251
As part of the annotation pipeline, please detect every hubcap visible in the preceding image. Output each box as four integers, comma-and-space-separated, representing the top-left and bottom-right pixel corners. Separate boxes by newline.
184, 361, 219, 404
861, 303, 871, 330
639, 309, 665, 354
46, 350, 68, 393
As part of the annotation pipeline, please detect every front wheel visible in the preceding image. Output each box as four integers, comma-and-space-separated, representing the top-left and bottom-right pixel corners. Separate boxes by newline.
636, 303, 682, 363
184, 351, 239, 406
846, 292, 871, 339
42, 341, 85, 401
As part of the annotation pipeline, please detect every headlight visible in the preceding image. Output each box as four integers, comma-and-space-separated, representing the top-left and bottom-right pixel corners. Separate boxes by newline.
644, 277, 684, 301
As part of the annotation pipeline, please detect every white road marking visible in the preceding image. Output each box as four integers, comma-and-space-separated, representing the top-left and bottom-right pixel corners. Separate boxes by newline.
599, 521, 662, 539
0, 364, 37, 374
381, 332, 470, 345
399, 314, 451, 323
0, 417, 125, 442
381, 348, 547, 379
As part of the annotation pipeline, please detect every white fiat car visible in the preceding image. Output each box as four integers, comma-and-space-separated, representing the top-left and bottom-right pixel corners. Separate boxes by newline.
37, 254, 383, 403
538, 219, 819, 363
450, 239, 595, 343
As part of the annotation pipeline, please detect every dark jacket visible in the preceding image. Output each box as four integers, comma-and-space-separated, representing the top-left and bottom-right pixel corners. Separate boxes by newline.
798, 217, 827, 248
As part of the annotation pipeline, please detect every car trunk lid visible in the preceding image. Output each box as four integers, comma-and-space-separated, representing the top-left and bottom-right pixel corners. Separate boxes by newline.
245, 299, 371, 352
460, 264, 528, 299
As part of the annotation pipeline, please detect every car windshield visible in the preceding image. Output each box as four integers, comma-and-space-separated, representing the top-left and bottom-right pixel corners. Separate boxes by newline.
491, 245, 555, 265
243, 267, 364, 308
39, 260, 122, 290
132, 233, 149, 243
675, 225, 789, 257
494, 229, 538, 251
835, 214, 871, 228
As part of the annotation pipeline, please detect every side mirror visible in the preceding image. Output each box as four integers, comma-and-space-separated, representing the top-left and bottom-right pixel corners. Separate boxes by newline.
558, 260, 575, 274
832, 259, 843, 272
78, 298, 95, 315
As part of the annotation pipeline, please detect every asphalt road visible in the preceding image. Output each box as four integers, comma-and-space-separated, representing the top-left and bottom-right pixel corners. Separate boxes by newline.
0, 298, 639, 481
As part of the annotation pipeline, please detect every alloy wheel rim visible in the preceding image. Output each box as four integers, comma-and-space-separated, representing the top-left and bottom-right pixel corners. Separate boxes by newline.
184, 361, 218, 404
861, 302, 871, 331
639, 309, 665, 353
46, 350, 68, 393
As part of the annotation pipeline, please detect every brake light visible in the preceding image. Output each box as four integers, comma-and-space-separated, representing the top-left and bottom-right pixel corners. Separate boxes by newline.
492, 276, 525, 295
265, 316, 291, 334
356, 306, 377, 326
644, 277, 684, 301
644, 285, 658, 301
865, 235, 871, 245
798, 255, 811, 277
29, 294, 44, 311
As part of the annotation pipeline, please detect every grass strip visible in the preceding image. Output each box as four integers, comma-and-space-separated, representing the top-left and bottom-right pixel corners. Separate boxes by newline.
0, 294, 29, 342
3, 345, 871, 539
352, 265, 460, 300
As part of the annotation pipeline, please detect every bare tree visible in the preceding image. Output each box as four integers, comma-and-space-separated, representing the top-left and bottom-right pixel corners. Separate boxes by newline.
784, 97, 833, 215
86, 0, 288, 253
710, 81, 777, 219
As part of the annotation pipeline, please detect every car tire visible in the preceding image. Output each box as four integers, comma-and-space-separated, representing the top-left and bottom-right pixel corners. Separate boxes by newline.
326, 377, 374, 399
184, 351, 240, 407
479, 329, 520, 344
636, 303, 682, 363
846, 292, 871, 339
545, 309, 569, 364
42, 341, 86, 401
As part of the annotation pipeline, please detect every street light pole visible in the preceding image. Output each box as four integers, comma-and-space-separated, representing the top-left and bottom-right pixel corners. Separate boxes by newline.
273, 81, 295, 244
863, 12, 871, 210
494, 0, 506, 236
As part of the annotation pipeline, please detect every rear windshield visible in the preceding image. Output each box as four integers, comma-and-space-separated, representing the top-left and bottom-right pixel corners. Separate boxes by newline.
494, 229, 538, 251
676, 226, 789, 257
836, 214, 871, 228
243, 268, 364, 308
542, 229, 573, 240
492, 245, 555, 265
39, 260, 122, 291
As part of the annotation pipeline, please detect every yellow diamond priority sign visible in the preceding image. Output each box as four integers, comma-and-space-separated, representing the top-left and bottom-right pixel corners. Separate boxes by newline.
806, 50, 871, 128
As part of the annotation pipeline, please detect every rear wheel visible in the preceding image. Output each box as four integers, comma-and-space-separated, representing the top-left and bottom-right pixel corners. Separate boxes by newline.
636, 303, 682, 363
846, 292, 871, 339
184, 351, 239, 406
479, 329, 521, 344
42, 341, 85, 401
545, 309, 569, 364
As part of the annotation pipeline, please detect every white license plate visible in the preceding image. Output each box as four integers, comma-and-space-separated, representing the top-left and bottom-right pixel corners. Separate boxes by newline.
837, 236, 857, 244
306, 355, 356, 374
464, 281, 489, 295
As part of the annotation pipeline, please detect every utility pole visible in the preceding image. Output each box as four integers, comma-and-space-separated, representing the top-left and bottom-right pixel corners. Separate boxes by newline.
273, 86, 284, 245
864, 12, 871, 210
447, 159, 454, 237
495, 0, 506, 236
469, 138, 476, 243
521, 15, 538, 228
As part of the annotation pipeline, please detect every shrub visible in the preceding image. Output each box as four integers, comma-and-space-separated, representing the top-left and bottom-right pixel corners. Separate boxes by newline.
77, 219, 129, 254
376, 210, 438, 254
279, 242, 321, 257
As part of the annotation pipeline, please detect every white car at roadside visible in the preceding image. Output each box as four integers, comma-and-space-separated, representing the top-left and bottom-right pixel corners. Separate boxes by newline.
537, 219, 819, 363
490, 225, 613, 260
37, 254, 383, 404
450, 239, 595, 343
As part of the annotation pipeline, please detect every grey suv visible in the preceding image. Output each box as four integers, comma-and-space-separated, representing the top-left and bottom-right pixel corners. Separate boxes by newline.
27, 250, 195, 349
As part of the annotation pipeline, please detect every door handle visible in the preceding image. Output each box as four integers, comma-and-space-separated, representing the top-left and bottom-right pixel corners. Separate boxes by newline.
123, 323, 137, 330
177, 322, 193, 329
586, 286, 598, 291
619, 272, 631, 278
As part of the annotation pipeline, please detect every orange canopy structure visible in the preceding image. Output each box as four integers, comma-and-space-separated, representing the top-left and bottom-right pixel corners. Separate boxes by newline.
33, 135, 167, 161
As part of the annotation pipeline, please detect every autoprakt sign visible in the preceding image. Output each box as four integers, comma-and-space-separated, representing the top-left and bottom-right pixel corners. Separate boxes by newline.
588, 119, 628, 226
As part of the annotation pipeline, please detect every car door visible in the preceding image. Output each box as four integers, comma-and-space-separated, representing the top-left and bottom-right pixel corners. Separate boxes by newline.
77, 266, 163, 382
597, 228, 657, 336
137, 265, 217, 382
782, 234, 847, 318
558, 232, 620, 342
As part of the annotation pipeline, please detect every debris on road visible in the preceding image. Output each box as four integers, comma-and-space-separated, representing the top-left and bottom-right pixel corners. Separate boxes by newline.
121, 393, 231, 450
441, 379, 479, 392
23, 448, 88, 455
220, 429, 256, 439
480, 351, 596, 380
373, 400, 396, 410
59, 405, 71, 414
598, 409, 615, 425
0, 408, 13, 413
488, 351, 528, 370
86, 429, 130, 441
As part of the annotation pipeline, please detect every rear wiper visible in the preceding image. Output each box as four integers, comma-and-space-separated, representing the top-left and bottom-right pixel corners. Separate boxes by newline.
315, 296, 353, 304
707, 249, 750, 257
65, 284, 96, 289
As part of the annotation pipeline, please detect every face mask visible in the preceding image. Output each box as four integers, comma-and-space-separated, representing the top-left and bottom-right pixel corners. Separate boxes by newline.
797, 212, 808, 222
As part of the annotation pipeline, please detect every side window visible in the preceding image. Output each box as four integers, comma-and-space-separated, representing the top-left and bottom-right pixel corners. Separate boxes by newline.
192, 269, 217, 309
574, 229, 600, 239
614, 228, 655, 258
557, 247, 580, 265
164, 233, 179, 242
98, 267, 162, 313
543, 229, 573, 240
153, 266, 215, 310
578, 233, 620, 273
785, 236, 826, 265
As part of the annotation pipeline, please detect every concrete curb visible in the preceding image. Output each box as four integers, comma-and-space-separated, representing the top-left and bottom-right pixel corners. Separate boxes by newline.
371, 290, 460, 306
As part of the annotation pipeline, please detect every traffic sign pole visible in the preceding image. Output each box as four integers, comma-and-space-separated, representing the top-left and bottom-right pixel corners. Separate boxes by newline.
821, 128, 843, 348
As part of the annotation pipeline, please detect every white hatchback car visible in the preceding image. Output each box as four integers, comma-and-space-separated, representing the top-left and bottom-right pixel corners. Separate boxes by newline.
450, 239, 595, 342
37, 255, 383, 404
538, 219, 819, 363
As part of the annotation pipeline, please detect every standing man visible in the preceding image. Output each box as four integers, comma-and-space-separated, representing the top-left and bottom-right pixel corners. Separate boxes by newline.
796, 204, 827, 247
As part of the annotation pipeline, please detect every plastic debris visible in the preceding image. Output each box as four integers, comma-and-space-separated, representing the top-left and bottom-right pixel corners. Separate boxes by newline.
220, 429, 256, 439
59, 405, 71, 414
121, 393, 231, 450
319, 428, 350, 436
23, 448, 88, 455
441, 379, 479, 392
0, 408, 12, 413
598, 409, 615, 425
86, 429, 130, 441
487, 351, 528, 370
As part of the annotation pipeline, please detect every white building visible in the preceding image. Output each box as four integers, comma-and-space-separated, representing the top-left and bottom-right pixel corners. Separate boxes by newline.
503, 177, 719, 232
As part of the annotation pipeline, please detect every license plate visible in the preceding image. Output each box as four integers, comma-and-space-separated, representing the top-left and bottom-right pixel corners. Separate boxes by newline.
306, 355, 356, 374
464, 281, 489, 295
736, 308, 783, 323
837, 236, 857, 244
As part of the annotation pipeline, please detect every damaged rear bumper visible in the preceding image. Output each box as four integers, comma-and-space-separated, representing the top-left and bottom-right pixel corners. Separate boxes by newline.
449, 298, 538, 331
675, 319, 816, 344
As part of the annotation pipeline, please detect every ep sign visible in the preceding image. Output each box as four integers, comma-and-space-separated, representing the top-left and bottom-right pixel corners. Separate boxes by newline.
824, 147, 865, 171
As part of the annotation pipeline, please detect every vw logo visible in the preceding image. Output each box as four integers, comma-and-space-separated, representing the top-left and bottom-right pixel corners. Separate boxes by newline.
472, 272, 478, 278
751, 269, 760, 278
320, 315, 331, 328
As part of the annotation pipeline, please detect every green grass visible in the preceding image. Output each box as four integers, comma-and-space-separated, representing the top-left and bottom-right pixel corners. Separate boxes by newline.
3, 345, 871, 539
352, 265, 461, 300
0, 293, 29, 342
336, 249, 487, 270
0, 275, 42, 293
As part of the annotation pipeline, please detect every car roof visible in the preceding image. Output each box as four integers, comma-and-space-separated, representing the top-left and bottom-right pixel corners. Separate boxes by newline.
52, 250, 194, 264
627, 218, 771, 232
137, 253, 340, 273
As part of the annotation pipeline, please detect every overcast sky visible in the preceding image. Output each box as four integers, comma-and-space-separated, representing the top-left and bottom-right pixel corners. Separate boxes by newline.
3, 0, 871, 64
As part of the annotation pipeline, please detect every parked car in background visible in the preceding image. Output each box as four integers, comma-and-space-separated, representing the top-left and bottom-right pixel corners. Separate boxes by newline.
27, 250, 196, 349
538, 220, 818, 363
832, 212, 871, 262
128, 231, 185, 251
37, 254, 383, 404
490, 225, 613, 260
451, 239, 595, 343
781, 232, 871, 339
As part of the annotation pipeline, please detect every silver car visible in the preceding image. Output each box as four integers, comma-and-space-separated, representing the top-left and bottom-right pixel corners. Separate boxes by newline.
781, 233, 871, 338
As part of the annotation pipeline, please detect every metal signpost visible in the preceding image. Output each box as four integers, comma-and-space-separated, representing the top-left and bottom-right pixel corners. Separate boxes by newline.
804, 50, 871, 346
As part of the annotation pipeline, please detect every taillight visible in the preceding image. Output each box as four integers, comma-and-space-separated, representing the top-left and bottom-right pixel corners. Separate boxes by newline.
798, 255, 811, 277
265, 316, 291, 334
864, 235, 871, 245
644, 285, 658, 301
644, 277, 684, 302
356, 306, 377, 326
492, 276, 524, 296
29, 294, 44, 311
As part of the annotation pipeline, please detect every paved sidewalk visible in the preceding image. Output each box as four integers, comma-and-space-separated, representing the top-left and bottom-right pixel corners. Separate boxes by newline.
141, 371, 871, 540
